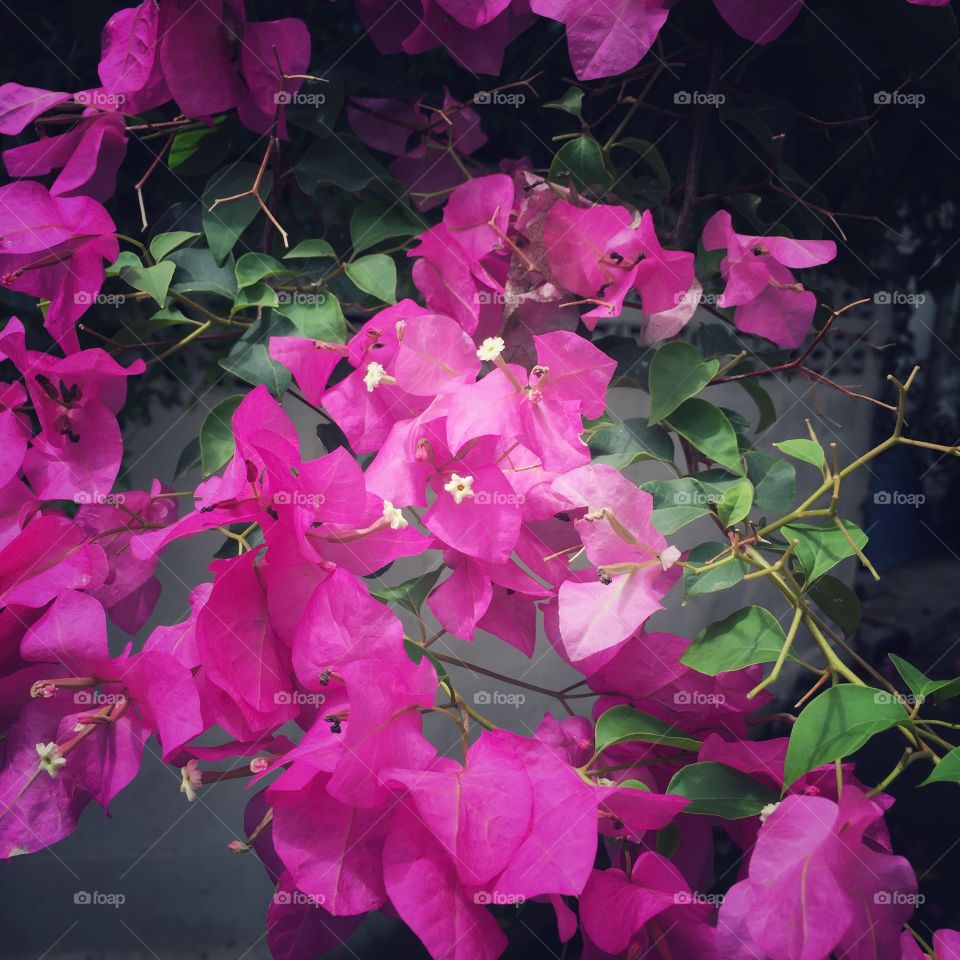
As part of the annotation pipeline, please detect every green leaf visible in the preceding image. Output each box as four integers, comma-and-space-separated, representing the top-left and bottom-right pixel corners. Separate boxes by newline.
617, 138, 672, 194
296, 134, 390, 193
202, 164, 274, 264
105, 251, 143, 277
403, 637, 449, 684
544, 86, 585, 120
920, 746, 960, 786
588, 418, 675, 468
745, 451, 796, 518
809, 575, 861, 639
783, 520, 868, 583
889, 654, 960, 704
284, 239, 338, 261
174, 436, 202, 479
219, 312, 297, 397
639, 478, 712, 535
118, 261, 176, 307
682, 541, 748, 601
167, 248, 238, 300
594, 704, 701, 754
549, 137, 613, 192
344, 254, 397, 303
199, 395, 245, 476
773, 438, 826, 470
276, 293, 347, 341
666, 399, 742, 473
169, 119, 231, 174
350, 201, 422, 255
667, 762, 780, 818
785, 685, 909, 786
682, 605, 795, 676
231, 281, 279, 314
235, 253, 293, 288
717, 479, 754, 528
738, 378, 777, 433
372, 568, 443, 615
648, 342, 719, 425
655, 822, 680, 857
150, 231, 199, 263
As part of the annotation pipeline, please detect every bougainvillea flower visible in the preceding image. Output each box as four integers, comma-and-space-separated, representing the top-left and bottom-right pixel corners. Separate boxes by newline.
383, 806, 508, 960
717, 789, 918, 960
4, 113, 128, 203
580, 851, 717, 955
0, 83, 72, 134
0, 515, 106, 608
530, 0, 671, 81
22, 590, 203, 759
446, 329, 615, 471
0, 697, 91, 857
267, 870, 363, 960
74, 481, 179, 633
0, 185, 119, 350
702, 209, 837, 348
713, 0, 805, 44
543, 201, 696, 326
551, 464, 680, 660
0, 318, 143, 499
158, 0, 310, 135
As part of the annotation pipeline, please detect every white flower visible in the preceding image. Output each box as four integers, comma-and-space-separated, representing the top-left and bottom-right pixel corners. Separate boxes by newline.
382, 500, 408, 530
759, 802, 780, 823
443, 473, 475, 504
36, 742, 66, 778
180, 759, 202, 802
363, 361, 387, 392
659, 545, 682, 571
476, 337, 505, 362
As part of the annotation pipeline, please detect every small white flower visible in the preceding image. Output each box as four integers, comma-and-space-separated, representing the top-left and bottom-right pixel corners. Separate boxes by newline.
476, 337, 505, 362
180, 759, 202, 802
363, 361, 387, 392
659, 545, 682, 571
759, 802, 780, 823
382, 500, 408, 530
36, 742, 66, 778
443, 473, 475, 505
